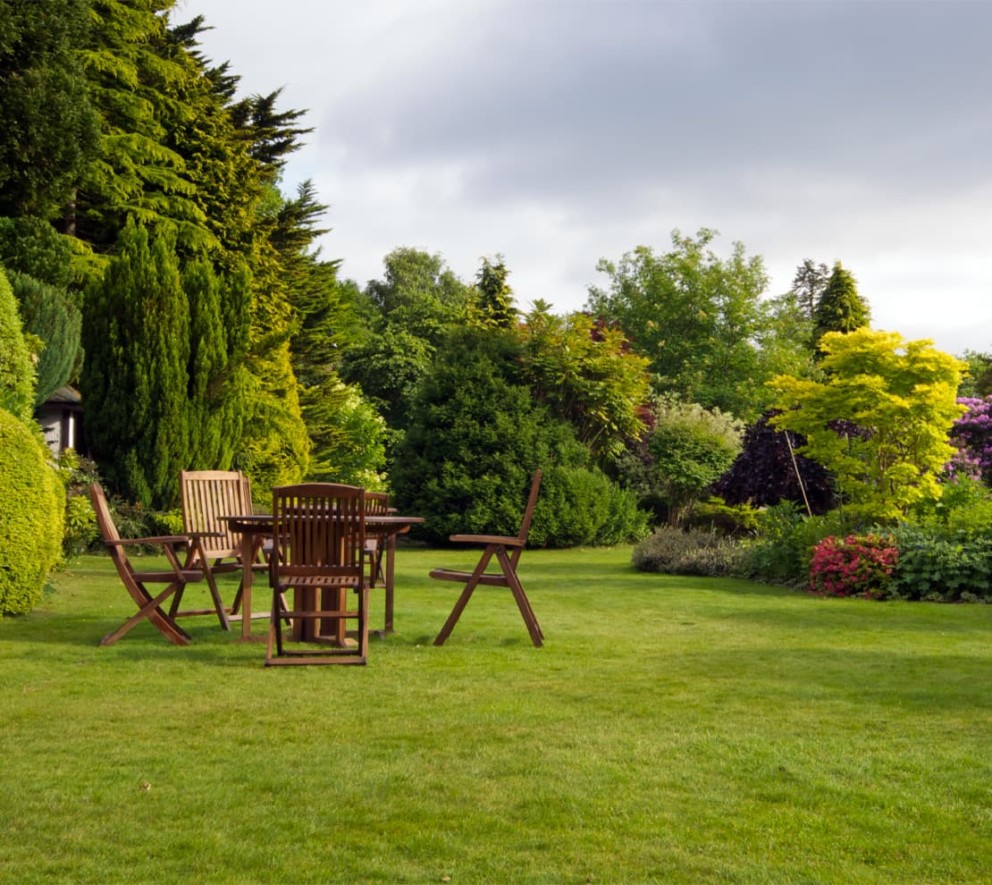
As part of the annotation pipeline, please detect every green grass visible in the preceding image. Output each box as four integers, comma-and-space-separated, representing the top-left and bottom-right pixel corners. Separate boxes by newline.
2, 546, 992, 884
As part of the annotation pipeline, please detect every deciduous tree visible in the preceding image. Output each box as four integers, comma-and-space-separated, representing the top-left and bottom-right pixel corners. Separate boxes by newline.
769, 328, 966, 522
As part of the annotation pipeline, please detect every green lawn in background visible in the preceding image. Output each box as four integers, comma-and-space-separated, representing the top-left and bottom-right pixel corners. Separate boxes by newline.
2, 546, 991, 884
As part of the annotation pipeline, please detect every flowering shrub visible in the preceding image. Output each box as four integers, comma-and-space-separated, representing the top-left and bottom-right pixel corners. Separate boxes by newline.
808, 534, 899, 599
950, 397, 992, 485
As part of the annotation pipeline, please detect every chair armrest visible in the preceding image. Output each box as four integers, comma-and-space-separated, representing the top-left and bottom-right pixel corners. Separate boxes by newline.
448, 533, 524, 546
104, 535, 195, 547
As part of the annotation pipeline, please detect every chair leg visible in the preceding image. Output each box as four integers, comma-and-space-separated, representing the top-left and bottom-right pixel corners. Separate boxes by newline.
433, 548, 495, 646
265, 587, 283, 666
102, 583, 191, 647
495, 548, 544, 646
201, 563, 231, 631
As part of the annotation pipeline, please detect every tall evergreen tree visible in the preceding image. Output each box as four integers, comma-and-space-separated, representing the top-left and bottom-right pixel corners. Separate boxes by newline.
73, 0, 210, 254
790, 259, 829, 320
473, 256, 517, 329
812, 261, 871, 350
81, 220, 190, 507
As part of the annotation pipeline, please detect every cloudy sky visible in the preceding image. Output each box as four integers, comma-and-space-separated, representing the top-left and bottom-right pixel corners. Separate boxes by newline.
178, 0, 992, 356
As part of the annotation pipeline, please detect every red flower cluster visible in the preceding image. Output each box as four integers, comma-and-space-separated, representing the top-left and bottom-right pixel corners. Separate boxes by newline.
808, 534, 899, 599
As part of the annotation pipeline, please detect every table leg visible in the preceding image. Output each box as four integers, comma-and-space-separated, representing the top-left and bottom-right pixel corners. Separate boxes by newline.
240, 530, 254, 640
384, 531, 396, 634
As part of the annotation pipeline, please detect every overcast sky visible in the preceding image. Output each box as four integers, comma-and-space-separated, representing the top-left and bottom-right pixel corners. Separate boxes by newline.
177, 0, 992, 356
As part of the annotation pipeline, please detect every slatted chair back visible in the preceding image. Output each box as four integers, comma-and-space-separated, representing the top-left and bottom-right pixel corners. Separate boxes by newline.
364, 491, 391, 587
180, 470, 252, 561
267, 483, 369, 665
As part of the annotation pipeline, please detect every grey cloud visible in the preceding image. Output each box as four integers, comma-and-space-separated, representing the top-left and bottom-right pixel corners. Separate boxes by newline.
324, 0, 992, 208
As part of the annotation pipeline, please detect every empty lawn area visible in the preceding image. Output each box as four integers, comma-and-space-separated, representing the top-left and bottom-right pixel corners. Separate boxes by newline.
2, 546, 991, 883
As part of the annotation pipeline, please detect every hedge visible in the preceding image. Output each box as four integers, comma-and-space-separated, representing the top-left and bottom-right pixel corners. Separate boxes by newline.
0, 408, 64, 616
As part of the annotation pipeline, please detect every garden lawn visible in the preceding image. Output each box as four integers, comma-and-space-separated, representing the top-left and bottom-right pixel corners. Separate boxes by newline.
2, 546, 991, 884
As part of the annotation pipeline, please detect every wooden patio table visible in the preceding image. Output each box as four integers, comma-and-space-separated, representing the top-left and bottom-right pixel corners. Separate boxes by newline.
220, 512, 424, 640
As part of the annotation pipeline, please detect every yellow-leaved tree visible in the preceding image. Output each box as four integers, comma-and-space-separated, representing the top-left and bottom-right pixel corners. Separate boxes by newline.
768, 328, 966, 523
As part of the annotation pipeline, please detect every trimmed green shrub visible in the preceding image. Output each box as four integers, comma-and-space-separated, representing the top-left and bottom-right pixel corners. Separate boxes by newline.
0, 407, 64, 615
0, 265, 35, 420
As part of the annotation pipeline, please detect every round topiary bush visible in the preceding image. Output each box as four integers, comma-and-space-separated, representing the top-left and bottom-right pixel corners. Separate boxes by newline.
0, 408, 65, 616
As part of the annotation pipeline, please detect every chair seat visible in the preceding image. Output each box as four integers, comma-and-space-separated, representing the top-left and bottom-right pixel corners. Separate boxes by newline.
133, 568, 204, 583
429, 567, 510, 586
274, 576, 363, 590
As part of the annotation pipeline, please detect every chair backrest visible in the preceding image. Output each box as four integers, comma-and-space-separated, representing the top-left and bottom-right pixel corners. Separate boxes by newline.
180, 470, 252, 559
516, 469, 543, 544
507, 469, 542, 569
272, 483, 366, 584
365, 491, 390, 516
89, 483, 133, 581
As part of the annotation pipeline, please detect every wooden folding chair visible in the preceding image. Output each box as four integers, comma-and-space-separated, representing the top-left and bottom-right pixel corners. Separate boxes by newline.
266, 483, 370, 666
174, 469, 269, 630
89, 483, 203, 647
429, 470, 544, 648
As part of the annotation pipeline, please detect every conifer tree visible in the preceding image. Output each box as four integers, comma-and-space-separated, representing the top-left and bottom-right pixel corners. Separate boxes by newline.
473, 256, 517, 329
812, 262, 871, 350
7, 270, 81, 404
81, 220, 190, 507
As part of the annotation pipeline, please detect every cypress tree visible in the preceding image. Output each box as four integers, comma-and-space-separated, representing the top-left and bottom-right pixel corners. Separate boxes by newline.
81, 220, 190, 507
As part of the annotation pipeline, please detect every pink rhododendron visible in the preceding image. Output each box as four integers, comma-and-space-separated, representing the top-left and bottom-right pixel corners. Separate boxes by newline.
809, 534, 899, 599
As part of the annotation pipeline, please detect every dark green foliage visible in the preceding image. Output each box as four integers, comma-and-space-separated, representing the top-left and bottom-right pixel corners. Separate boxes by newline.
81, 221, 190, 508
742, 505, 857, 587
229, 89, 313, 174
812, 262, 870, 349
341, 248, 472, 432
0, 0, 99, 219
713, 410, 836, 515
0, 216, 75, 288
0, 266, 35, 420
8, 270, 81, 403
958, 350, 992, 398
391, 327, 645, 547
888, 524, 992, 602
183, 258, 249, 470
341, 326, 434, 429
0, 407, 65, 616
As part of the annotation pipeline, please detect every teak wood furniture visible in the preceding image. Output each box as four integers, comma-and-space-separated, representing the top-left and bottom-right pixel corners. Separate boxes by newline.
171, 469, 268, 630
266, 483, 370, 666
89, 483, 206, 647
222, 511, 424, 640
429, 469, 544, 648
